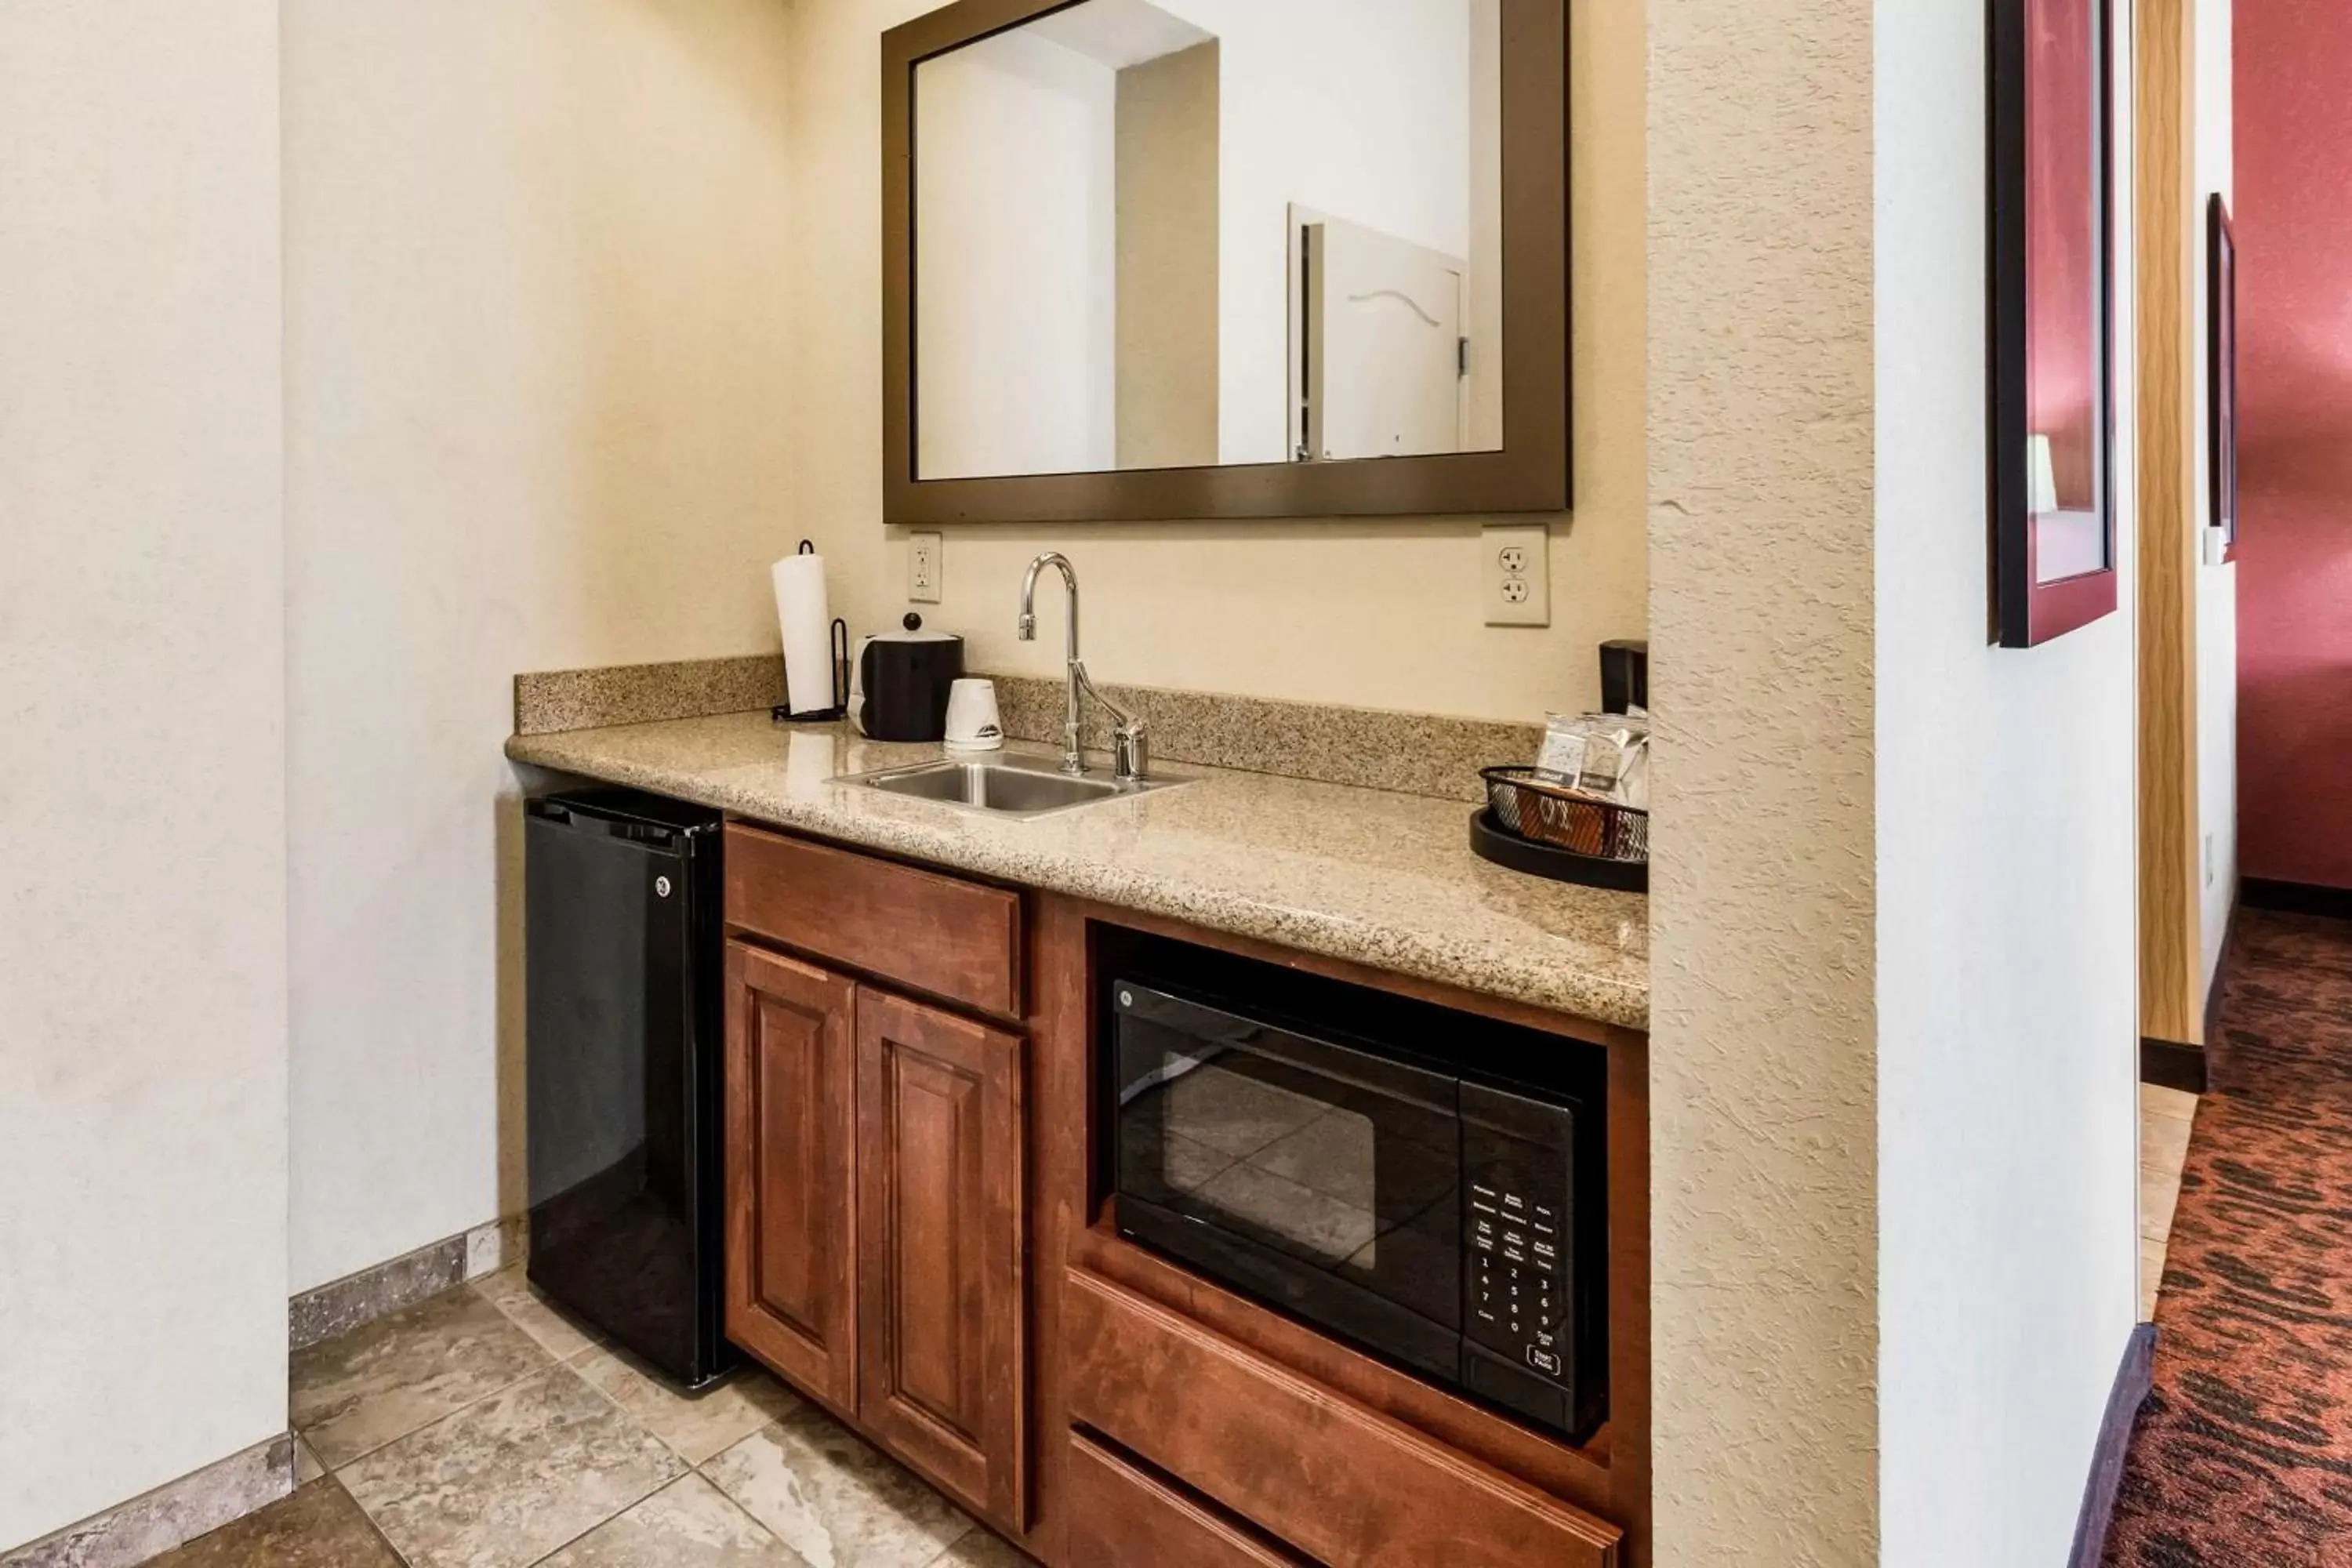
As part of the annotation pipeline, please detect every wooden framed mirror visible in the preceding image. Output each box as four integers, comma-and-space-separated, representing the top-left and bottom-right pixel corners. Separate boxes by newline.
882, 0, 1569, 525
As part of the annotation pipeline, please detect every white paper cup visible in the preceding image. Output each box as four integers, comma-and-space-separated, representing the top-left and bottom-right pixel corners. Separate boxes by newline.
943, 679, 1004, 752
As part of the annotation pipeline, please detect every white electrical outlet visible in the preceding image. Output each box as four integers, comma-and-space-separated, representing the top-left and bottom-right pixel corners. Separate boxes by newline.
1483, 525, 1551, 626
909, 531, 943, 604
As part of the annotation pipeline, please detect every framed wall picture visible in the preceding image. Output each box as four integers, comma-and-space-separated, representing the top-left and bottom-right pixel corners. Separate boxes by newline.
1990, 0, 2118, 648
2209, 194, 2239, 560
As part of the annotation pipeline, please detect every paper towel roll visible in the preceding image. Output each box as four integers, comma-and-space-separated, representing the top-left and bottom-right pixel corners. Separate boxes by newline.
773, 545, 836, 716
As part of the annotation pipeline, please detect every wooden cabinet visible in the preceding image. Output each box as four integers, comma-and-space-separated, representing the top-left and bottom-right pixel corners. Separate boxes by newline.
725, 824, 1024, 1019
1065, 1271, 1621, 1568
724, 828, 1647, 1566
1063, 1436, 1308, 1568
856, 989, 1025, 1526
724, 942, 859, 1414
724, 920, 1027, 1529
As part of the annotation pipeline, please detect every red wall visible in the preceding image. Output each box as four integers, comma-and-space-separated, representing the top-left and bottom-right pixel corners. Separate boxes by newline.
2237, 0, 2352, 888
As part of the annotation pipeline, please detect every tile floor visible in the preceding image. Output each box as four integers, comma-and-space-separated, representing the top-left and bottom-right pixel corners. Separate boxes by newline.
136, 1091, 2200, 1567
2139, 1083, 2198, 1322
151, 1268, 1031, 1568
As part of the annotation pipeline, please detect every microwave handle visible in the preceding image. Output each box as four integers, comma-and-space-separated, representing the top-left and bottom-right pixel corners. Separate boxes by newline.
1113, 982, 1459, 1116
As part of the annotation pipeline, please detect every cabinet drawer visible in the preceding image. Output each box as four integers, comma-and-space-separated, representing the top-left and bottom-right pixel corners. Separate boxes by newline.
1065, 1270, 1620, 1568
724, 824, 1022, 1019
1065, 1435, 1305, 1568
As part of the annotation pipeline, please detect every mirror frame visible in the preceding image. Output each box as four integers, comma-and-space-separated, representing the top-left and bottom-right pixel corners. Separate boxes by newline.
881, 0, 1570, 525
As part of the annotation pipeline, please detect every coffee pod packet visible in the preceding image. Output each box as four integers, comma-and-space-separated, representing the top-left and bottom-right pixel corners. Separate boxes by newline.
1535, 713, 1650, 808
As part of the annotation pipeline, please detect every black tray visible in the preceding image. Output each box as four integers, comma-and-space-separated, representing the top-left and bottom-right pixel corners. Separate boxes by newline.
1469, 809, 1648, 893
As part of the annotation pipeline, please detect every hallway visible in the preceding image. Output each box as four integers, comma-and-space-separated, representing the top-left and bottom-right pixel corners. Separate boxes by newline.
2109, 912, 2352, 1565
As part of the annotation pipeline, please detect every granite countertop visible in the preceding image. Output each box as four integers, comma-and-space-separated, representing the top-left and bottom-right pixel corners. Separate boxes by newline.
505, 711, 1649, 1032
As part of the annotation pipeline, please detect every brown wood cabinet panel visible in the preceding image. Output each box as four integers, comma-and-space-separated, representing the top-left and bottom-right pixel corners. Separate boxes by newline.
1073, 1229, 1616, 1506
1036, 895, 1652, 1567
725, 825, 1022, 1018
1023, 895, 1088, 1563
724, 942, 858, 1414
856, 986, 1027, 1529
1064, 1436, 1307, 1568
1065, 1269, 1620, 1568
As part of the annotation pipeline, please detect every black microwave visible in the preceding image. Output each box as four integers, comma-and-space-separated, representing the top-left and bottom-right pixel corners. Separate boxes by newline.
1106, 960, 1608, 1444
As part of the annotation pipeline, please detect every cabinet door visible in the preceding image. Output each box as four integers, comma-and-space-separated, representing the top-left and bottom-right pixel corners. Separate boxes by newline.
724, 942, 858, 1413
855, 987, 1026, 1527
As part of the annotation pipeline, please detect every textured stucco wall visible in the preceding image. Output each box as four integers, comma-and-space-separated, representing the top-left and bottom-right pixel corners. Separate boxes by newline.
1645, 0, 1881, 1561
0, 0, 289, 1546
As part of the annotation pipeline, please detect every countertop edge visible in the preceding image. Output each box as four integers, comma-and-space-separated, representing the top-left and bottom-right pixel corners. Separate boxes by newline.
505, 731, 1650, 1036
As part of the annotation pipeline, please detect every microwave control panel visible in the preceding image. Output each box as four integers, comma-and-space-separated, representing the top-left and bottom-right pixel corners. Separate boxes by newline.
1459, 1080, 1590, 1439
1458, 1175, 1571, 1382
1466, 1179, 1570, 1380
1462, 1105, 1574, 1386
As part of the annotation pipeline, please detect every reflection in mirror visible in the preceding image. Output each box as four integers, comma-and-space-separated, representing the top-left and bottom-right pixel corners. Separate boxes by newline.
2024, 0, 2107, 585
914, 0, 1504, 483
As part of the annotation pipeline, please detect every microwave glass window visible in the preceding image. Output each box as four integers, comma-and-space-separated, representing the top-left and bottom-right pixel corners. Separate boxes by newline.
1116, 1022, 1461, 1325
1150, 1056, 1379, 1265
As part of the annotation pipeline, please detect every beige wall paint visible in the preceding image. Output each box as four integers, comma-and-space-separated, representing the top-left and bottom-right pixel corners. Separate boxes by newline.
1645, 0, 1879, 1561
0, 0, 289, 1548
1116, 42, 1221, 470
282, 0, 799, 1293
790, 0, 1645, 724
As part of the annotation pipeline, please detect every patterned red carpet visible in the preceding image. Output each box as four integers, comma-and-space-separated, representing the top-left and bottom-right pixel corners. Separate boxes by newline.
2107, 911, 2352, 1567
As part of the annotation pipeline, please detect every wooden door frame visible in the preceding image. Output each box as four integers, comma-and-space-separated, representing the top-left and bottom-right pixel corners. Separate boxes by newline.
2135, 0, 2205, 1046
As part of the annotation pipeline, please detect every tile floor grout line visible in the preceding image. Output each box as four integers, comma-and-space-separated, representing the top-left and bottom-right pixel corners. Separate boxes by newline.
469, 1272, 613, 1363
676, 1470, 804, 1564
326, 1348, 684, 1568
924, 1521, 985, 1567
325, 1468, 419, 1568
306, 1354, 572, 1479
690, 1413, 989, 1566
508, 1465, 689, 1568
294, 1278, 571, 1476
297, 1275, 998, 1567
566, 1341, 717, 1470
459, 1301, 772, 1565
689, 1414, 789, 1481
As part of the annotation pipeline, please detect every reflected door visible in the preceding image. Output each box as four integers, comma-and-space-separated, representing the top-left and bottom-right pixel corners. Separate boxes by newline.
1300, 212, 1468, 461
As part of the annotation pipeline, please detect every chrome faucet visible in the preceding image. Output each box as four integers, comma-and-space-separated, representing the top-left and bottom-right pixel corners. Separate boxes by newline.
1017, 552, 1148, 782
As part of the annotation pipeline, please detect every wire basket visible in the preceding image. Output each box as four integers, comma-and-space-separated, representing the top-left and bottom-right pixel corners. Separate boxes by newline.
1481, 766, 1650, 864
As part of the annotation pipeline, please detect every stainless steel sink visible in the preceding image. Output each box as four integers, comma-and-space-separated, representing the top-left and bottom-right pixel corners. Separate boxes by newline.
846, 753, 1186, 819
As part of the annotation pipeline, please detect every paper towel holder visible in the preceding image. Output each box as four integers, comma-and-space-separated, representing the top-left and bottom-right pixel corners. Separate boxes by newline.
775, 615, 849, 725
775, 542, 851, 724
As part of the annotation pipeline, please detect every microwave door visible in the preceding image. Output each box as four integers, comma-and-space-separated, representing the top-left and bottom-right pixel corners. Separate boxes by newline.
1112, 983, 1465, 1342
1112, 983, 1460, 1116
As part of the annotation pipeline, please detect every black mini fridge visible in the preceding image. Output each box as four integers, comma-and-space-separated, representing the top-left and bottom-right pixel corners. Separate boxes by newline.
524, 789, 734, 1388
